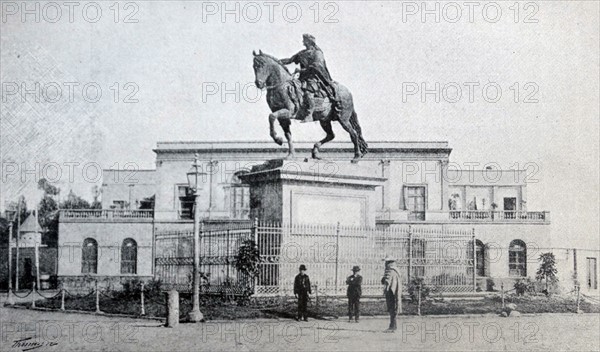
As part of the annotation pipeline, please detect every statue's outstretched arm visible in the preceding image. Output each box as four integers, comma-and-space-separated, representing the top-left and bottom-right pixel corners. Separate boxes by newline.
280, 57, 293, 65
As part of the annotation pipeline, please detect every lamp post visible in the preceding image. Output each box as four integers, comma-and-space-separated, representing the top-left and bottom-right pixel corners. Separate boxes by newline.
6, 209, 16, 305
186, 153, 206, 322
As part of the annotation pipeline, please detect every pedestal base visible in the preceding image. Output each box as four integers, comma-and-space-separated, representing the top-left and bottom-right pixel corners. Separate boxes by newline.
239, 159, 386, 226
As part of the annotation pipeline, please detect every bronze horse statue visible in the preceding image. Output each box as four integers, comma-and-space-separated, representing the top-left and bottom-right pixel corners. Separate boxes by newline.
252, 51, 368, 163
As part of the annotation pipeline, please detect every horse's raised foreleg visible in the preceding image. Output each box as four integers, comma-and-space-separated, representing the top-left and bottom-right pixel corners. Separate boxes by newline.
279, 117, 295, 159
269, 113, 284, 146
313, 120, 335, 160
270, 109, 295, 159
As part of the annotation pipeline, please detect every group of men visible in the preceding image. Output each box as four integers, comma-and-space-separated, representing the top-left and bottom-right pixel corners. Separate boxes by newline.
293, 256, 403, 332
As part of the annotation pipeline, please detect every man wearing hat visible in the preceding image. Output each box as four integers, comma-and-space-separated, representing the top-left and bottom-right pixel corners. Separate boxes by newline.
281, 34, 340, 123
346, 265, 363, 322
381, 256, 402, 332
294, 264, 312, 321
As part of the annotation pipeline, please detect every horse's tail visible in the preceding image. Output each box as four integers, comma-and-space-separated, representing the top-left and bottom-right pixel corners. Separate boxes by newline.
349, 110, 368, 155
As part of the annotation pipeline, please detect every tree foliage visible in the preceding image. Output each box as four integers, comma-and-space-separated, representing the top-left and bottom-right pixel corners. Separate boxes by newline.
536, 252, 558, 294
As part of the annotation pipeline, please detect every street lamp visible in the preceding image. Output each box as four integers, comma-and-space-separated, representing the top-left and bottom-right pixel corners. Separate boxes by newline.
5, 209, 16, 305
186, 153, 206, 322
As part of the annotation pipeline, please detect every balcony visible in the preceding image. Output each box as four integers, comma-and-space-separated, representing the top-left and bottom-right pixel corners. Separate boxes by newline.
60, 209, 154, 222
446, 210, 549, 223
376, 210, 550, 224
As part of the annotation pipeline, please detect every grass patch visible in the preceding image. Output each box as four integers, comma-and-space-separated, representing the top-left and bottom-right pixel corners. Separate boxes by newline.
17, 292, 599, 320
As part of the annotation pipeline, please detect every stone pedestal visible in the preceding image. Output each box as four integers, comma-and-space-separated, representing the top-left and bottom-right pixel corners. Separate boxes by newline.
239, 159, 386, 227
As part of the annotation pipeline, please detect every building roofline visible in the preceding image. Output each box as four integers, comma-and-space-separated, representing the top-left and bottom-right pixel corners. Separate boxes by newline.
153, 140, 451, 154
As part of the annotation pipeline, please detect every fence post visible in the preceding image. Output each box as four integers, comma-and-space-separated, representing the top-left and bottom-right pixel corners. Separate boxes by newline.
60, 288, 65, 311
501, 282, 505, 309
140, 282, 146, 316
335, 222, 340, 295
472, 229, 476, 292
31, 281, 36, 309
95, 280, 101, 313
408, 226, 413, 284
417, 284, 421, 316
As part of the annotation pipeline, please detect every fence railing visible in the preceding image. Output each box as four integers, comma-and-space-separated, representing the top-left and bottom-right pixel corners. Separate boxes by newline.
61, 209, 154, 219
154, 221, 476, 297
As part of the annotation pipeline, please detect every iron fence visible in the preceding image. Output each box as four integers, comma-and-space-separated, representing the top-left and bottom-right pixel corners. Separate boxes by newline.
154, 221, 476, 296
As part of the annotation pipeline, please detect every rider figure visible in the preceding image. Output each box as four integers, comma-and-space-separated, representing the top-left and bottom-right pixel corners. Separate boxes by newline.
281, 34, 339, 123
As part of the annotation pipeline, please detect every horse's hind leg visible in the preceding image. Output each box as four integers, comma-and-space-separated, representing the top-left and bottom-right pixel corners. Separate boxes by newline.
313, 120, 335, 160
338, 118, 362, 163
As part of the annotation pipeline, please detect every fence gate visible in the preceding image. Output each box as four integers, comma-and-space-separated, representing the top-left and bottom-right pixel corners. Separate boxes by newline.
154, 222, 255, 294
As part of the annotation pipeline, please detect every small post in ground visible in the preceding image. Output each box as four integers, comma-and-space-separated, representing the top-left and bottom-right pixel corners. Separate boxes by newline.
95, 280, 101, 313
140, 282, 146, 316
166, 289, 179, 328
60, 288, 65, 311
417, 284, 421, 316
501, 283, 505, 309
31, 281, 36, 309
576, 285, 581, 313
315, 284, 319, 314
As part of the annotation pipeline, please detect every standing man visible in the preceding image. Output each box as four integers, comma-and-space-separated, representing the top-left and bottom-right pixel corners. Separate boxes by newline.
381, 256, 402, 332
281, 34, 340, 123
294, 264, 312, 321
346, 265, 363, 323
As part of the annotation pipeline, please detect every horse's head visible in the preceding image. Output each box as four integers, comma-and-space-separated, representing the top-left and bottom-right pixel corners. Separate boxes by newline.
252, 50, 290, 89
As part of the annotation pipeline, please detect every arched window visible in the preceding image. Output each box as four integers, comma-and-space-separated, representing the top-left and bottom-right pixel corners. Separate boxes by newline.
467, 240, 486, 277
509, 240, 527, 277
121, 238, 137, 274
82, 238, 98, 274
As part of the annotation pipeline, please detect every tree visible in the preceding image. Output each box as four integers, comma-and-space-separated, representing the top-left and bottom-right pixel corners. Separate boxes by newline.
536, 252, 558, 295
60, 190, 91, 209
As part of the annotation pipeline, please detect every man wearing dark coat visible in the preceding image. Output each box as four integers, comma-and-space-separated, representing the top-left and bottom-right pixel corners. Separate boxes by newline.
281, 34, 340, 123
294, 264, 312, 321
346, 265, 363, 322
381, 256, 402, 332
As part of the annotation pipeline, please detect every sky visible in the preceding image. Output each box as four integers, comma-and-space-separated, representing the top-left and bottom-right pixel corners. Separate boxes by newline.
1, 1, 598, 248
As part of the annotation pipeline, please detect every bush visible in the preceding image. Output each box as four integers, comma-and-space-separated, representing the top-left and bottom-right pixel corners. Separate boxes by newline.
514, 278, 534, 296
407, 277, 433, 303
486, 278, 496, 292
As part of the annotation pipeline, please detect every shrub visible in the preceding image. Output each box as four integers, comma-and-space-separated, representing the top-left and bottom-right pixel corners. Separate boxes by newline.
486, 278, 496, 292
514, 278, 534, 296
407, 277, 433, 303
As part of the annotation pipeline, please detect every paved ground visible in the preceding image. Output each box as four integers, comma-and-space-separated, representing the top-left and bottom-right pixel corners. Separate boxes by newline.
1, 307, 599, 352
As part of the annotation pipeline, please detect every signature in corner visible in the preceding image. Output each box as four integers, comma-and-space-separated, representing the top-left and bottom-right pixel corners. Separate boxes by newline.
12, 337, 59, 351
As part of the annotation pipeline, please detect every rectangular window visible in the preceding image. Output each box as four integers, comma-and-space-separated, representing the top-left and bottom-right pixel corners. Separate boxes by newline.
504, 197, 517, 219
178, 186, 195, 220
230, 186, 250, 219
405, 186, 426, 221
587, 257, 598, 290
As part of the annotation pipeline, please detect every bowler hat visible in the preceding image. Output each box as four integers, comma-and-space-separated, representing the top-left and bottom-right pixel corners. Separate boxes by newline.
352, 266, 361, 272
299, 264, 307, 270
382, 255, 396, 262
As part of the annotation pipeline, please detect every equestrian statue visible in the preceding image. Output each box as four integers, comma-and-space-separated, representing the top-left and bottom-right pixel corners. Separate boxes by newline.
252, 34, 368, 163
